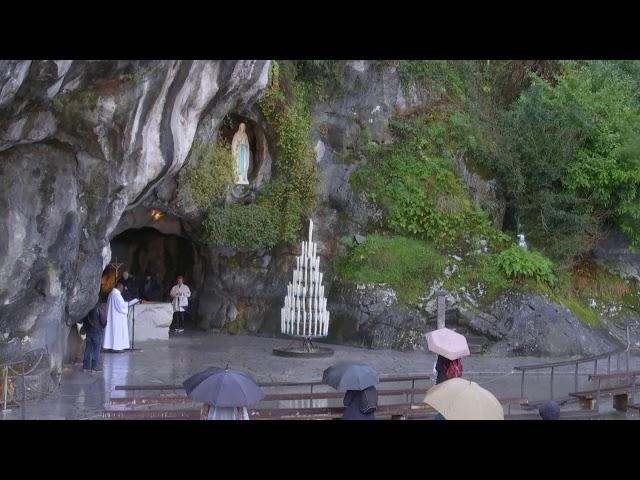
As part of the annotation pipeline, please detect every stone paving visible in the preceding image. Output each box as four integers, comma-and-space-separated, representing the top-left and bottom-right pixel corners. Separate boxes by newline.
2, 331, 640, 420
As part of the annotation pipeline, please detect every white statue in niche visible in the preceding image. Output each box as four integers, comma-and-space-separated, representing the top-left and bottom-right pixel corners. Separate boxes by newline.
231, 123, 250, 185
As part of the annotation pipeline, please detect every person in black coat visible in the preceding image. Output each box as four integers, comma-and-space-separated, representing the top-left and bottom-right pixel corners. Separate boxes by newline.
342, 386, 378, 420
139, 273, 159, 301
82, 301, 106, 372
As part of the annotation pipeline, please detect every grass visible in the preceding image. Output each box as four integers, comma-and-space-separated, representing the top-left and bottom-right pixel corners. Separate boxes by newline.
332, 234, 446, 305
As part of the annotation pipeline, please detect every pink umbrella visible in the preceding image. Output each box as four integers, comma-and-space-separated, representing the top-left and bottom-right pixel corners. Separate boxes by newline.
426, 328, 470, 360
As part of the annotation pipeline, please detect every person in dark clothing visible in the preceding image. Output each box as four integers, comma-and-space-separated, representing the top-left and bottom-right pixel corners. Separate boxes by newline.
139, 273, 159, 301
434, 355, 463, 385
82, 301, 107, 372
121, 271, 137, 301
538, 401, 560, 420
342, 386, 378, 420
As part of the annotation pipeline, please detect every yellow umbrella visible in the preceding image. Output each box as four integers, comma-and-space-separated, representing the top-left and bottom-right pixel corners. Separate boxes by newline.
423, 378, 504, 420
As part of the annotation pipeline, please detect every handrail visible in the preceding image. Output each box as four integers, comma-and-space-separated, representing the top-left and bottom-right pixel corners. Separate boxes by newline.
115, 373, 432, 391
1, 358, 27, 419
513, 347, 627, 372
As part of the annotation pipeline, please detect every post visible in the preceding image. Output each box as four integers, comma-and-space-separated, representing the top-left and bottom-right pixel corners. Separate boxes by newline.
520, 370, 525, 399
550, 367, 554, 400
21, 362, 26, 420
594, 359, 598, 376
574, 363, 579, 394
437, 291, 446, 329
131, 303, 136, 350
596, 378, 601, 412
607, 356, 611, 375
2, 366, 8, 413
626, 325, 631, 373
410, 378, 415, 408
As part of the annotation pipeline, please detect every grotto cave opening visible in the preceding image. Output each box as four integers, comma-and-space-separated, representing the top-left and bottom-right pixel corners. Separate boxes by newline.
100, 227, 200, 327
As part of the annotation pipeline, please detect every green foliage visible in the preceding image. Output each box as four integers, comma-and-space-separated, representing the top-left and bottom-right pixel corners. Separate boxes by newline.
294, 60, 345, 101
332, 234, 446, 304
51, 88, 98, 118
256, 60, 317, 244
397, 61, 465, 99
184, 138, 235, 209
350, 113, 504, 251
444, 253, 511, 305
496, 246, 556, 285
203, 204, 278, 249
466, 61, 640, 261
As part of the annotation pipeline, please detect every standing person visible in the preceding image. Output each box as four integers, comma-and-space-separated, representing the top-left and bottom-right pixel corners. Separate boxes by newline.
200, 404, 250, 420
434, 355, 464, 385
82, 301, 107, 372
170, 275, 191, 333
121, 271, 137, 301
140, 272, 159, 301
104, 281, 140, 352
342, 385, 378, 420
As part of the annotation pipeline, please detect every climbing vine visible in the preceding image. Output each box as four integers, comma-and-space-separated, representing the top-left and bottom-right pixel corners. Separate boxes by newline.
256, 60, 317, 244
183, 137, 235, 209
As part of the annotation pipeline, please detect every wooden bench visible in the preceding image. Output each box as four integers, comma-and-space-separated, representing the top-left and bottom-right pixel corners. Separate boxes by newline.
108, 388, 433, 407
103, 396, 528, 420
570, 384, 640, 411
113, 374, 433, 392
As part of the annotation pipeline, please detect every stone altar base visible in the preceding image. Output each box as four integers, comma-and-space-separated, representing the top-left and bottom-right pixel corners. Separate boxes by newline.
128, 302, 173, 344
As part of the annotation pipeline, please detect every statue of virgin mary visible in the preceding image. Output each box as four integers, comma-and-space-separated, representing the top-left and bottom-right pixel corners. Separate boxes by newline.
231, 123, 250, 185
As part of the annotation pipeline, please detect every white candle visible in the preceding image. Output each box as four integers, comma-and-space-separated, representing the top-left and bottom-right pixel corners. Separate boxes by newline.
289, 308, 294, 334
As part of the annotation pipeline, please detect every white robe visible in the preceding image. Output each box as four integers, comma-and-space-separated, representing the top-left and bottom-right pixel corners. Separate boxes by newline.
170, 284, 191, 312
206, 406, 249, 420
103, 288, 138, 351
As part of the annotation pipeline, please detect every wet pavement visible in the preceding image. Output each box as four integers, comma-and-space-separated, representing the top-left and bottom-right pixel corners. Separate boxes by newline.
2, 331, 640, 420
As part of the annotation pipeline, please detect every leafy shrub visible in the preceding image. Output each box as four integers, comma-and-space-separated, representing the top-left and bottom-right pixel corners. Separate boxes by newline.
184, 138, 235, 209
497, 246, 556, 285
203, 204, 277, 249
470, 61, 640, 260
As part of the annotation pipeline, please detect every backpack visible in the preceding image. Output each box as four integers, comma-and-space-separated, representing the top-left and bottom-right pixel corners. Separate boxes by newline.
445, 359, 463, 379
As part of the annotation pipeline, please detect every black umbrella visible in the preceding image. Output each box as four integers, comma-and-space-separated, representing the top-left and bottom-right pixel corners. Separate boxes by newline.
183, 366, 264, 407
183, 367, 225, 395
322, 362, 379, 391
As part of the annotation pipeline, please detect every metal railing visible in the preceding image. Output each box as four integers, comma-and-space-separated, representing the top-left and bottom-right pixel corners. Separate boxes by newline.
514, 325, 634, 402
1, 358, 27, 419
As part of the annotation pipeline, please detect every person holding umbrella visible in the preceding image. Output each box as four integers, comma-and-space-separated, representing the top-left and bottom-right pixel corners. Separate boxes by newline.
425, 328, 471, 419
425, 328, 470, 385
183, 365, 264, 420
322, 362, 379, 420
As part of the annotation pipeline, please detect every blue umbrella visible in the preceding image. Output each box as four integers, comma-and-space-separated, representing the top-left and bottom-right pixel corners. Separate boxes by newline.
322, 362, 379, 391
183, 366, 264, 407
183, 367, 224, 395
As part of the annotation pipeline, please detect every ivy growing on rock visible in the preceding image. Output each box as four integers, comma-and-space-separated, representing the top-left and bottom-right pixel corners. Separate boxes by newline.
203, 204, 278, 249
256, 60, 317, 244
183, 137, 235, 209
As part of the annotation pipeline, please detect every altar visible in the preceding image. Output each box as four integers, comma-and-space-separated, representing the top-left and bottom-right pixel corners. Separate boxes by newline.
127, 302, 173, 343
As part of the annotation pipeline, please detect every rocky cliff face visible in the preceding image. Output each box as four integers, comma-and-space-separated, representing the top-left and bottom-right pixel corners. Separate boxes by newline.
0, 60, 631, 381
0, 60, 270, 374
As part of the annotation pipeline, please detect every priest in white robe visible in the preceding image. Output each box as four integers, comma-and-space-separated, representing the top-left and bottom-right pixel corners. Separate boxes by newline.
104, 281, 139, 351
